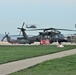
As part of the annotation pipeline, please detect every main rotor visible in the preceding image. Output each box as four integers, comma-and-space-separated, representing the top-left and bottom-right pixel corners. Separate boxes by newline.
17, 22, 76, 36
17, 22, 26, 35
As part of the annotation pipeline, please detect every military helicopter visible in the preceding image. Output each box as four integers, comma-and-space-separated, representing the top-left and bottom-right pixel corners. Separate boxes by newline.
17, 22, 40, 44
30, 27, 76, 44
26, 24, 37, 28
1, 32, 28, 44
17, 22, 76, 44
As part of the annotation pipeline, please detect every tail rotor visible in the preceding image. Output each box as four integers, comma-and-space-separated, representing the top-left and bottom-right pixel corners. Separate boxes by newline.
1, 32, 10, 41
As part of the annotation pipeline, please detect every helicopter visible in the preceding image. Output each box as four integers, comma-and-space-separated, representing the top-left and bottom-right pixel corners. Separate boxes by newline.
26, 24, 37, 28
17, 22, 76, 44
1, 32, 29, 44
17, 22, 40, 44
31, 27, 76, 44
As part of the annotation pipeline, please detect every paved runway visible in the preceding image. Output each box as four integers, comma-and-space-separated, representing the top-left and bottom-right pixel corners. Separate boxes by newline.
0, 49, 76, 75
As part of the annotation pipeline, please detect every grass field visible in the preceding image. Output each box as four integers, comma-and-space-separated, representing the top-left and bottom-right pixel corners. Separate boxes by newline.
0, 45, 76, 64
10, 54, 76, 75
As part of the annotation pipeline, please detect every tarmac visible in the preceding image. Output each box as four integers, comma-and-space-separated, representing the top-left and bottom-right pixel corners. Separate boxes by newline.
0, 41, 76, 45
0, 49, 76, 75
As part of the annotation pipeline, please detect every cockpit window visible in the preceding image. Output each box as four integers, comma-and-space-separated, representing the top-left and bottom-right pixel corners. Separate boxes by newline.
55, 35, 58, 38
58, 34, 64, 38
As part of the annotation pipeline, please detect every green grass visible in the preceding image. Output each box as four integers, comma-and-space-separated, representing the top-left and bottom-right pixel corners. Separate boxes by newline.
10, 54, 76, 75
0, 45, 76, 64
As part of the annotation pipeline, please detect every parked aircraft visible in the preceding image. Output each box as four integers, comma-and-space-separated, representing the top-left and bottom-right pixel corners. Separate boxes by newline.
1, 32, 28, 44
26, 24, 37, 28
2, 22, 76, 45
40, 28, 76, 44
17, 22, 40, 44
17, 22, 76, 44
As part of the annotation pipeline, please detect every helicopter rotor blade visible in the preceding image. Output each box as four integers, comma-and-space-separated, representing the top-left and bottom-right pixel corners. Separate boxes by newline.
26, 28, 44, 31
1, 36, 6, 41
19, 31, 22, 35
56, 28, 76, 32
17, 27, 21, 29
17, 22, 26, 36
27, 27, 58, 30
5, 32, 7, 35
22, 22, 25, 28
8, 32, 10, 35
26, 28, 76, 32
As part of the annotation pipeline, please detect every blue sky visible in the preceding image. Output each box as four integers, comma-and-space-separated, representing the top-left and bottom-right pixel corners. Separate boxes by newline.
0, 0, 76, 35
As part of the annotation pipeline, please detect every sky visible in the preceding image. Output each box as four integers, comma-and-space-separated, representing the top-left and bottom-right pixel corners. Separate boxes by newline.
0, 0, 76, 35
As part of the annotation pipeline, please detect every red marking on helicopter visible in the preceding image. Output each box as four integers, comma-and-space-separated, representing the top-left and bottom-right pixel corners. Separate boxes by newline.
40, 39, 50, 45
